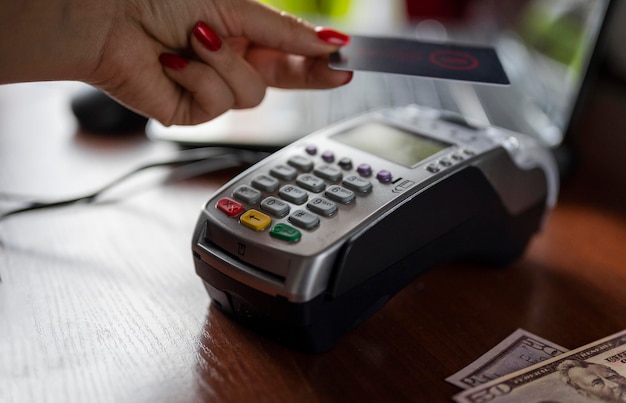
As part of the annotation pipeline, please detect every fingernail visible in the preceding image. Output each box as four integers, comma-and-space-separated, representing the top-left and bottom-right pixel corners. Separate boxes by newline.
159, 53, 189, 70
315, 27, 350, 46
193, 21, 222, 51
342, 71, 354, 85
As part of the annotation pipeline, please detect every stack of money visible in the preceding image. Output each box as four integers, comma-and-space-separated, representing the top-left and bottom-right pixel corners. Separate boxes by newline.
448, 329, 626, 402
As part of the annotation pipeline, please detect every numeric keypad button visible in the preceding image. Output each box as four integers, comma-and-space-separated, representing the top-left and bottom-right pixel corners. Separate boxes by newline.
342, 175, 372, 193
287, 155, 314, 172
313, 165, 342, 182
279, 185, 308, 205
289, 210, 320, 230
296, 174, 326, 192
251, 174, 279, 192
307, 197, 337, 217
324, 185, 355, 204
260, 197, 290, 217
270, 164, 297, 181
233, 185, 261, 204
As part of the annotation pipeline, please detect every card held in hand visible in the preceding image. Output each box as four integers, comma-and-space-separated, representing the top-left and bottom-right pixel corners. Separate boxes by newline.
329, 35, 510, 85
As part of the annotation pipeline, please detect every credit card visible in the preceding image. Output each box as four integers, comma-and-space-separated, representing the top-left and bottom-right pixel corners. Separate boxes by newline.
329, 35, 510, 85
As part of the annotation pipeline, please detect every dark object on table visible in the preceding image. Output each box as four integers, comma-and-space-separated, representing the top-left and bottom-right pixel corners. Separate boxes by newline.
71, 88, 148, 134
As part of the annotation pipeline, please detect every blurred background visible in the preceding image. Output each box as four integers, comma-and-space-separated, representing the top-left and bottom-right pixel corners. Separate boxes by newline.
247, 0, 625, 189
261, 0, 626, 80
151, 0, 616, 173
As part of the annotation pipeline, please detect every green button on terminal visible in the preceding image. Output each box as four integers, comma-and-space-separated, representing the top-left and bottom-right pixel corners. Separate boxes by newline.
270, 223, 302, 243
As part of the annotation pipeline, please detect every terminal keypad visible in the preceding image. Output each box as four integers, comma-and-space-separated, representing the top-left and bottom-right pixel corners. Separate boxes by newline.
216, 146, 376, 243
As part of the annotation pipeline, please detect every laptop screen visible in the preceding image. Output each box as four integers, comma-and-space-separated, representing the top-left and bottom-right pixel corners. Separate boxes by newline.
431, 0, 612, 147
146, 0, 612, 151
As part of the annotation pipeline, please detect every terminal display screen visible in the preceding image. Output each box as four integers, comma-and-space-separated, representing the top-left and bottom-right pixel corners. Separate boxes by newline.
332, 122, 452, 167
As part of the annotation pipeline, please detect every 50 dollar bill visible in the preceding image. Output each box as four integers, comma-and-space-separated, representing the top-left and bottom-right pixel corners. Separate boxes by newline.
446, 329, 568, 389
454, 329, 626, 402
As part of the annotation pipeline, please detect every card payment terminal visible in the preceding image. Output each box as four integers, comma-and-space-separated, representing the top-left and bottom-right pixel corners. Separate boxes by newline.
191, 105, 558, 352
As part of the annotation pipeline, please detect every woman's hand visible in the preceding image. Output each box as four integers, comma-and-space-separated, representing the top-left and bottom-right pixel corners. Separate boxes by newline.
0, 0, 352, 126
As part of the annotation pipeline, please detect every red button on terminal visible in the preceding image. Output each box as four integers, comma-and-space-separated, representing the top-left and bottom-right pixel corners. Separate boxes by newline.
216, 197, 244, 217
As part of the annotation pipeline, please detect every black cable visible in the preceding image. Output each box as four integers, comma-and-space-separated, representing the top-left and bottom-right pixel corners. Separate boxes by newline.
0, 147, 268, 221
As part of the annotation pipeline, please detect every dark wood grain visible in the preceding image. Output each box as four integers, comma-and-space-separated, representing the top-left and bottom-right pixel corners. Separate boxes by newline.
1, 78, 625, 403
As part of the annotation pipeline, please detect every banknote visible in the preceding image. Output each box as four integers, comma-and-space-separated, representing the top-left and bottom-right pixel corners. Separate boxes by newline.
446, 329, 569, 389
454, 329, 626, 402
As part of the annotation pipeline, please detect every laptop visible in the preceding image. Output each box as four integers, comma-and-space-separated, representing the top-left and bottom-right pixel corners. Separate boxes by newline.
146, 0, 614, 175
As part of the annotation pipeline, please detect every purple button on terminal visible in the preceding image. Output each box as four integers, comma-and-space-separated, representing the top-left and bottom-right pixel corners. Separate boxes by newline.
305, 145, 317, 155
376, 170, 393, 183
321, 151, 335, 163
357, 163, 372, 177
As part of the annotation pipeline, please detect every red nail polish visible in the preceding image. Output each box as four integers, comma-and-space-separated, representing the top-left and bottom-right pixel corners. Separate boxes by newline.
315, 27, 350, 46
193, 22, 222, 51
159, 53, 189, 70
342, 71, 354, 85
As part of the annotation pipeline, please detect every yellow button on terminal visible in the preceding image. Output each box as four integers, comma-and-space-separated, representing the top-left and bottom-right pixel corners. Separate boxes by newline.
240, 209, 272, 231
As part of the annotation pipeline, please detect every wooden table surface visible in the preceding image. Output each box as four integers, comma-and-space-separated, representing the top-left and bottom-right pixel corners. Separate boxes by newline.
1, 78, 625, 403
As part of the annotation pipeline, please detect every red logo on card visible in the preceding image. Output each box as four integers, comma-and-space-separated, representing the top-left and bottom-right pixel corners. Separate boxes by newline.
428, 50, 479, 71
